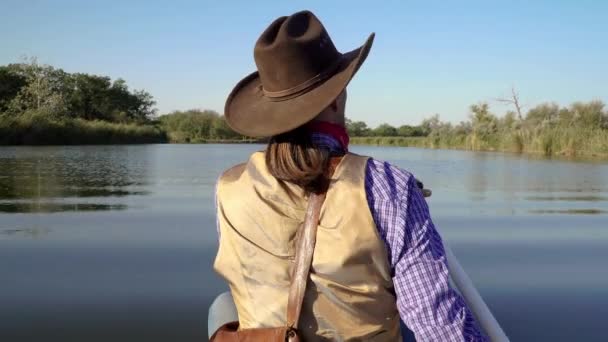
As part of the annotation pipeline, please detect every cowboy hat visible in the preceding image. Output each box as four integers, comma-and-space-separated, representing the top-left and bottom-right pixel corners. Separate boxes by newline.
224, 10, 374, 137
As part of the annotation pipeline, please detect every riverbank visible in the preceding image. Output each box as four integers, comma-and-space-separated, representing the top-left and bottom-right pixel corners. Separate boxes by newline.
351, 127, 608, 159
165, 138, 263, 144
3, 113, 607, 160
4, 126, 607, 160
0, 115, 166, 145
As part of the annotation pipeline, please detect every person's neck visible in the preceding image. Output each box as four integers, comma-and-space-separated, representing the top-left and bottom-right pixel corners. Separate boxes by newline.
307, 121, 349, 152
313, 110, 345, 126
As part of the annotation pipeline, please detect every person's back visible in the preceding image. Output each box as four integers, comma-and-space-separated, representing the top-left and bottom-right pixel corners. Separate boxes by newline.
215, 152, 401, 340
213, 10, 487, 341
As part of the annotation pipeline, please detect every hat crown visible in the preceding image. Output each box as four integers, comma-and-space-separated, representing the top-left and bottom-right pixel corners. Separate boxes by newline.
254, 11, 341, 94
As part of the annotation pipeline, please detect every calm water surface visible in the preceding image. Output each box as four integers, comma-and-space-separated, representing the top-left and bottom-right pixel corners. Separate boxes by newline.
1, 144, 607, 341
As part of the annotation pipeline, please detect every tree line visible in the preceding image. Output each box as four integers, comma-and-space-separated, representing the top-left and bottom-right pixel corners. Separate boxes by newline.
350, 95, 608, 157
0, 59, 245, 144
0, 58, 156, 123
1, 59, 606, 157
349, 100, 608, 136
348, 98, 607, 139
158, 109, 245, 143
345, 120, 429, 137
159, 99, 608, 157
0, 58, 166, 144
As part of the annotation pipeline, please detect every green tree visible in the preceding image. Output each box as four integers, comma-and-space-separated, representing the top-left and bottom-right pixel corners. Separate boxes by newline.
6, 59, 68, 117
345, 119, 370, 136
65, 74, 156, 122
158, 109, 242, 142
454, 121, 472, 135
569, 100, 606, 129
131, 89, 156, 122
212, 116, 240, 139
68, 73, 113, 120
0, 66, 27, 113
525, 103, 560, 126
420, 114, 441, 136
397, 124, 426, 137
470, 103, 498, 136
500, 111, 518, 130
372, 123, 398, 136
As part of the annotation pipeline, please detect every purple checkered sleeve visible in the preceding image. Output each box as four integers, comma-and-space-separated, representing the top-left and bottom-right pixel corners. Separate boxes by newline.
365, 159, 487, 341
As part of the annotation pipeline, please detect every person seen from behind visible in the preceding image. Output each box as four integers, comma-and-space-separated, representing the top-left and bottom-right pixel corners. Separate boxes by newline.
213, 10, 488, 341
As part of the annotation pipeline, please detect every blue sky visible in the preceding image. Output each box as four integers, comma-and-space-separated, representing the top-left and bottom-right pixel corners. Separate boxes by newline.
1, 0, 606, 126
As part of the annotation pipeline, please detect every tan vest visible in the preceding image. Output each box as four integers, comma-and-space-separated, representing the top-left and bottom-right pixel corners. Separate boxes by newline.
214, 152, 401, 341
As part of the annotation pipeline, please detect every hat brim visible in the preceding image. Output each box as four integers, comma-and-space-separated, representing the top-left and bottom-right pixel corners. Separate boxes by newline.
224, 33, 375, 137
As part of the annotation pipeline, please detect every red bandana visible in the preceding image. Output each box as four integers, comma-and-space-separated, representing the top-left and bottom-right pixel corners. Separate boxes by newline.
307, 121, 350, 152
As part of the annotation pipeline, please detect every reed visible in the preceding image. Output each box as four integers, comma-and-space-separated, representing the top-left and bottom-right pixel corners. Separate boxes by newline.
350, 127, 608, 158
0, 113, 166, 145
350, 136, 427, 147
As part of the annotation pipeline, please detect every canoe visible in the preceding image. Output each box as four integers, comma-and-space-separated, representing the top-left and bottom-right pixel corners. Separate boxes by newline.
208, 242, 509, 341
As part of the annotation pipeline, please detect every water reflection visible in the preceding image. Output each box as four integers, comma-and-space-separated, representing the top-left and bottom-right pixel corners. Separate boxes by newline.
0, 227, 50, 238
529, 209, 607, 215
468, 153, 489, 200
0, 202, 128, 213
526, 195, 608, 202
0, 146, 150, 213
0, 187, 149, 199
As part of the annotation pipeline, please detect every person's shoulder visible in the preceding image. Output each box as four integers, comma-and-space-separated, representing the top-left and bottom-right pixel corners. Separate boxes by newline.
364, 156, 416, 201
366, 157, 415, 184
218, 151, 263, 185
218, 162, 247, 184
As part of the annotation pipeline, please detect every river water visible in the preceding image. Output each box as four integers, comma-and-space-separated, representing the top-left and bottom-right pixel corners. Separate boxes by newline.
1, 144, 607, 341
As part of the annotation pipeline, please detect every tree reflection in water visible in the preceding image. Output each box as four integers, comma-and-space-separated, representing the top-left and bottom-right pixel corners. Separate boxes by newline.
0, 145, 150, 213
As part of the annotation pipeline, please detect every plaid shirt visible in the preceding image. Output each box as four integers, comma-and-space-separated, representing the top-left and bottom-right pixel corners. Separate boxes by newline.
312, 133, 487, 341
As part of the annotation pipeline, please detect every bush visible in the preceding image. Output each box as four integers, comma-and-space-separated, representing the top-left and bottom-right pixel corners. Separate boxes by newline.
158, 109, 244, 143
0, 112, 166, 145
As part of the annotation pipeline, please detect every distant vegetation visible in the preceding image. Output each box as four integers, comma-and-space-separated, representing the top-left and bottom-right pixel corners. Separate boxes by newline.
347, 91, 608, 158
158, 109, 251, 143
0, 59, 251, 145
0, 58, 165, 144
2, 60, 607, 157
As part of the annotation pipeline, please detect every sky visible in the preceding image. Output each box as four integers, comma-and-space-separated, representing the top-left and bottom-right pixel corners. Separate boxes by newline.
1, 0, 606, 126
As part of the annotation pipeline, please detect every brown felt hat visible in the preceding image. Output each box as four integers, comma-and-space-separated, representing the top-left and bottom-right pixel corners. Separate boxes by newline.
225, 10, 375, 137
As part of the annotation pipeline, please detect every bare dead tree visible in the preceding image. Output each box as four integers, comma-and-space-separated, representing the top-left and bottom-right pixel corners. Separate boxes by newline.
495, 87, 524, 121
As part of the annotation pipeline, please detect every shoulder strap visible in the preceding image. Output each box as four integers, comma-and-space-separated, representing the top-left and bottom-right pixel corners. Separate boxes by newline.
285, 156, 344, 328
285, 191, 326, 329
284, 157, 431, 329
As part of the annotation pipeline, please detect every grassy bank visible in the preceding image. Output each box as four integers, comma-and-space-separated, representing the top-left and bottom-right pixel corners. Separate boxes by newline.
351, 127, 608, 158
0, 114, 166, 145
164, 134, 263, 144
3, 115, 606, 159
350, 136, 428, 147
